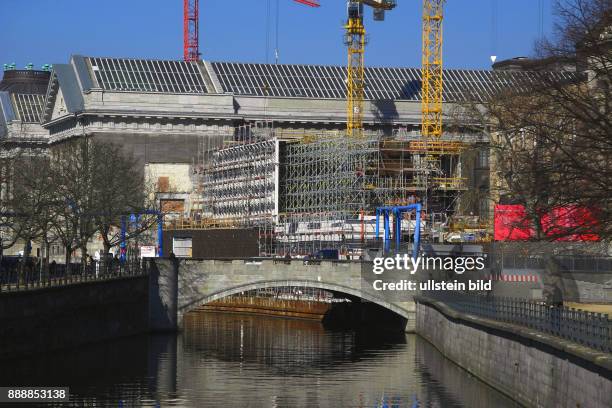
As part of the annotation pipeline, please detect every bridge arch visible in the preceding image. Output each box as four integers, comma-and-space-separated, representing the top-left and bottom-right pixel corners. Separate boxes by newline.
179, 279, 413, 322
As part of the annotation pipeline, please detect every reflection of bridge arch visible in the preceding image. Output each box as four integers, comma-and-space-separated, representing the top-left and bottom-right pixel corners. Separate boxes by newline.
181, 279, 412, 321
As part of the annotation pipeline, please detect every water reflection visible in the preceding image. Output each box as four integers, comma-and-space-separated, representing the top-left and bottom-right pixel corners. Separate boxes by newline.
0, 312, 519, 407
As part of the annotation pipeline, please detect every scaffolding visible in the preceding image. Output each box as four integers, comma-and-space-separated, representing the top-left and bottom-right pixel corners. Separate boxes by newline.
202, 140, 278, 222
276, 131, 467, 255
195, 133, 279, 255
187, 124, 234, 219
179, 122, 470, 257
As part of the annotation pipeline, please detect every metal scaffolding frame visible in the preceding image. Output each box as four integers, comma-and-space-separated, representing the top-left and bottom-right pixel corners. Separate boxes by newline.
202, 139, 278, 224
181, 123, 470, 257
276, 131, 467, 256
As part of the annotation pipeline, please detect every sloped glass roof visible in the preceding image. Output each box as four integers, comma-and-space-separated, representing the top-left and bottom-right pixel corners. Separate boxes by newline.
81, 57, 575, 101
211, 62, 575, 102
88, 57, 208, 94
12, 93, 45, 123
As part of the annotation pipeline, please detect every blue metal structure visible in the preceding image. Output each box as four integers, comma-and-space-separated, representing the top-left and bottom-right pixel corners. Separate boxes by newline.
375, 204, 422, 259
120, 210, 164, 261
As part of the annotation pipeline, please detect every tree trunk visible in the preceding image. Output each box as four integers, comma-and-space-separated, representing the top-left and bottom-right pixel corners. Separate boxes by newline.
44, 240, 50, 276
65, 246, 72, 278
80, 244, 88, 276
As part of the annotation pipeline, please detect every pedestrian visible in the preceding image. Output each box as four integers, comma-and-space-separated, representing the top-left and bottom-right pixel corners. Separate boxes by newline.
113, 254, 120, 275
93, 251, 100, 278
169, 252, 180, 275
105, 252, 113, 275
87, 255, 95, 277
49, 260, 56, 278
25, 257, 35, 283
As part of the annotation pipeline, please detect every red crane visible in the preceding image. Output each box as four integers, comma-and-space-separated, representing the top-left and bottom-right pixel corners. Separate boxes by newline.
184, 0, 200, 61
183, 1, 318, 62
294, 0, 320, 6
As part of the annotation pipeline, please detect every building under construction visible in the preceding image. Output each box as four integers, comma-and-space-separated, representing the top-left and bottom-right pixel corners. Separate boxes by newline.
0, 55, 575, 257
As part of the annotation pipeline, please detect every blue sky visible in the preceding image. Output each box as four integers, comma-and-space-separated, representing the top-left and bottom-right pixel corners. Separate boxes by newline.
1, 0, 553, 70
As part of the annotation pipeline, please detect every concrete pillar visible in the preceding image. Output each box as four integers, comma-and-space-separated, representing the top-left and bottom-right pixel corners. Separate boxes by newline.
148, 258, 179, 331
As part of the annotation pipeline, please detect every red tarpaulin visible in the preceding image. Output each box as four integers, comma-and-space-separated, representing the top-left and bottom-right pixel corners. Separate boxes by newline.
494, 204, 599, 242
494, 205, 534, 241
541, 206, 600, 241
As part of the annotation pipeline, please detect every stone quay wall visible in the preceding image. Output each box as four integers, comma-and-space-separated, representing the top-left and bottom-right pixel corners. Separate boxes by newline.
0, 276, 149, 360
415, 297, 612, 408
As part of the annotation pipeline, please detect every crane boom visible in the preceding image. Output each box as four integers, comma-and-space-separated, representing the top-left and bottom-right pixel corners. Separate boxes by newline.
422, 0, 445, 139
361, 0, 395, 10
293, 0, 320, 6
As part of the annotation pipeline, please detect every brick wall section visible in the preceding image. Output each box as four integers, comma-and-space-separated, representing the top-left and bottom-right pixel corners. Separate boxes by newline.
416, 299, 612, 408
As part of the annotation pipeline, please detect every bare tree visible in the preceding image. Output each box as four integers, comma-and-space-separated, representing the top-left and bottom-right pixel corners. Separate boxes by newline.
48, 137, 160, 267
49, 138, 98, 268
0, 134, 159, 280
90, 141, 159, 257
458, 0, 611, 241
0, 154, 23, 252
10, 155, 57, 278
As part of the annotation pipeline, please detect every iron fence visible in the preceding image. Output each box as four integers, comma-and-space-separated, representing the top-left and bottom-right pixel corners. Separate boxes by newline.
423, 291, 612, 353
497, 253, 612, 273
0, 258, 148, 292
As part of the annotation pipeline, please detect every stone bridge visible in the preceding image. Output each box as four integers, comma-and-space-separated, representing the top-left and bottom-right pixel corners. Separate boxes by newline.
152, 259, 417, 331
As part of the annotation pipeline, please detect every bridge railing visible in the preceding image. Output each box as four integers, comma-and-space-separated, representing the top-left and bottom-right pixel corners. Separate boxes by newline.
0, 258, 147, 293
496, 253, 612, 273
183, 257, 360, 266
422, 291, 612, 353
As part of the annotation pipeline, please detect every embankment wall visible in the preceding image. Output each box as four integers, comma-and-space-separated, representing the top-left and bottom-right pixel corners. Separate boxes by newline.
415, 297, 612, 408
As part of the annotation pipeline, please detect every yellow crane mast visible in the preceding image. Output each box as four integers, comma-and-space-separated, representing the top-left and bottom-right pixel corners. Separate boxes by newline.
344, 1, 396, 137
421, 0, 445, 139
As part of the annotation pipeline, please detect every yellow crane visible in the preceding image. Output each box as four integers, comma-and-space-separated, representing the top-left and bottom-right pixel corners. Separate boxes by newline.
344, 0, 397, 137
343, 0, 445, 140
298, 1, 445, 139
421, 0, 445, 139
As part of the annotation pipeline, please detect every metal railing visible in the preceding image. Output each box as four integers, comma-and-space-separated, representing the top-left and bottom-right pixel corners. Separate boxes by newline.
0, 258, 148, 293
497, 253, 612, 273
423, 291, 612, 353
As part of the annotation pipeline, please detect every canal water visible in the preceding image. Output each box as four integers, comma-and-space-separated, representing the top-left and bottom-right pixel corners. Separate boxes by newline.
2, 312, 519, 407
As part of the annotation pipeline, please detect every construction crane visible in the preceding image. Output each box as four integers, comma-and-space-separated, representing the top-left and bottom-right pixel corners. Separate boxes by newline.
300, 1, 446, 140
294, 1, 396, 138
344, 1, 396, 137
184, 1, 445, 138
184, 0, 200, 62
421, 0, 445, 139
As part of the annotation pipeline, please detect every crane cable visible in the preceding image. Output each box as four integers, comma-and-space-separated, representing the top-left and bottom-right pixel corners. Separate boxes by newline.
275, 0, 280, 64
266, 0, 272, 63
491, 0, 498, 63
265, 0, 281, 64
538, 0, 545, 41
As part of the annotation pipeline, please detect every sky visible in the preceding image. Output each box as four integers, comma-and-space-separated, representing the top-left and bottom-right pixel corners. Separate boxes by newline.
0, 0, 555, 71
